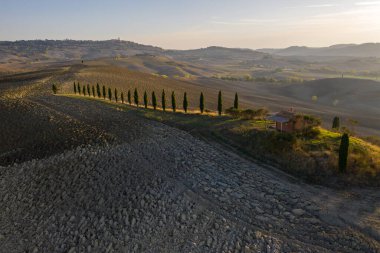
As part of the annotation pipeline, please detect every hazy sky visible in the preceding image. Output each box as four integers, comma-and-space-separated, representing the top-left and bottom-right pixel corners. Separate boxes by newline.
1, 0, 380, 49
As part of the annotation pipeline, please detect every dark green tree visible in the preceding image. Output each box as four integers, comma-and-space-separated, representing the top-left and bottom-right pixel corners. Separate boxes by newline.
338, 133, 349, 173
96, 83, 101, 98
143, 91, 148, 108
183, 92, 188, 113
87, 84, 90, 96
74, 82, 77, 94
134, 88, 139, 106
52, 84, 58, 94
78, 83, 81, 95
171, 91, 176, 112
92, 86, 95, 97
162, 89, 166, 111
128, 90, 131, 104
121, 92, 124, 104
332, 116, 340, 130
108, 87, 112, 101
234, 92, 239, 109
114, 88, 118, 102
82, 86, 86, 96
152, 91, 157, 110
102, 85, 106, 99
199, 92, 204, 113
217, 90, 222, 116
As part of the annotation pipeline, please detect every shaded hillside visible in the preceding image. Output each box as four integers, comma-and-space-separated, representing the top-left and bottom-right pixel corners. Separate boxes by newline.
279, 78, 380, 112
258, 43, 380, 58
166, 46, 266, 65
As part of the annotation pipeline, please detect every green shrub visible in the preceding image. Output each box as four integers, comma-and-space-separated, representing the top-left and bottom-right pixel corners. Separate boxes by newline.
171, 91, 176, 112
234, 92, 239, 109
134, 88, 139, 106
332, 116, 340, 130
152, 91, 157, 110
96, 83, 101, 98
108, 87, 112, 101
183, 92, 188, 113
128, 90, 131, 104
200, 92, 204, 113
218, 90, 222, 116
144, 91, 148, 108
339, 133, 349, 173
52, 84, 57, 94
162, 89, 166, 111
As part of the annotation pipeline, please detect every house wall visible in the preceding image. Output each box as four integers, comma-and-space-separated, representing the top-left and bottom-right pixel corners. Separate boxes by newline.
276, 122, 294, 133
294, 118, 305, 131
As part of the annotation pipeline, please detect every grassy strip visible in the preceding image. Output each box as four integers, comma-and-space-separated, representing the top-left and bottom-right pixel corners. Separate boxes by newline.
64, 94, 380, 187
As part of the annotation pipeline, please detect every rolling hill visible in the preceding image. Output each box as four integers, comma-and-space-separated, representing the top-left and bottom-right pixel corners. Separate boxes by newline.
258, 43, 380, 58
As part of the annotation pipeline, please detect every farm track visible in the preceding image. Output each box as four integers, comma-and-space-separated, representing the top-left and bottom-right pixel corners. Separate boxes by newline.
0, 69, 379, 252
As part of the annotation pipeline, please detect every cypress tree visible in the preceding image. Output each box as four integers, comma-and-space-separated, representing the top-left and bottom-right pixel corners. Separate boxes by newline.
162, 89, 166, 111
144, 91, 148, 108
121, 92, 124, 104
74, 82, 77, 94
92, 86, 95, 97
218, 90, 222, 116
108, 87, 112, 101
234, 92, 239, 109
96, 83, 101, 98
152, 91, 157, 110
87, 84, 90, 96
82, 86, 86, 96
332, 116, 340, 130
134, 88, 139, 106
200, 92, 204, 113
171, 91, 176, 112
114, 88, 118, 102
338, 133, 349, 173
102, 85, 106, 99
78, 83, 81, 95
52, 84, 57, 94
128, 90, 131, 104
183, 92, 188, 113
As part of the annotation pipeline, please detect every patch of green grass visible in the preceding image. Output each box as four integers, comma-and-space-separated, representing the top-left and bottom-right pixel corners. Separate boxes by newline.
66, 94, 380, 187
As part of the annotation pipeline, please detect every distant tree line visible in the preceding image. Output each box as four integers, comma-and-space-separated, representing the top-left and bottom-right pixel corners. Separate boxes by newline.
72, 81, 238, 115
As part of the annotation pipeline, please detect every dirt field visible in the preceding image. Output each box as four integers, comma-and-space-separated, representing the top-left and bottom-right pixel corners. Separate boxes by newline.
0, 67, 379, 252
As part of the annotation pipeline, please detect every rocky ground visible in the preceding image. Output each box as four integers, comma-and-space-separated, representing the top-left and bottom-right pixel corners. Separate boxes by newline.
0, 73, 379, 252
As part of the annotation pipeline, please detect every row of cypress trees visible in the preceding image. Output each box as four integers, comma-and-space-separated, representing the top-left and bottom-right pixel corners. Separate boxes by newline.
72, 81, 350, 173
73, 82, 239, 114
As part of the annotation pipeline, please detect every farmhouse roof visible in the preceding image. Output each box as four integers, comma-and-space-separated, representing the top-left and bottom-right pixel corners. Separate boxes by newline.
267, 111, 295, 123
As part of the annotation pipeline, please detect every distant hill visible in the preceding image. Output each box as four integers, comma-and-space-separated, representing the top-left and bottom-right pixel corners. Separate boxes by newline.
166, 46, 266, 63
0, 40, 163, 63
258, 43, 380, 58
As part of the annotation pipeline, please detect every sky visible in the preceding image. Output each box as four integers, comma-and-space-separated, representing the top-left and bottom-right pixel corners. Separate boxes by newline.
1, 0, 380, 49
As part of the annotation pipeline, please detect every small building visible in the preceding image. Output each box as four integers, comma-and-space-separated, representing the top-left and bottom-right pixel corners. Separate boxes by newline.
267, 110, 317, 133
